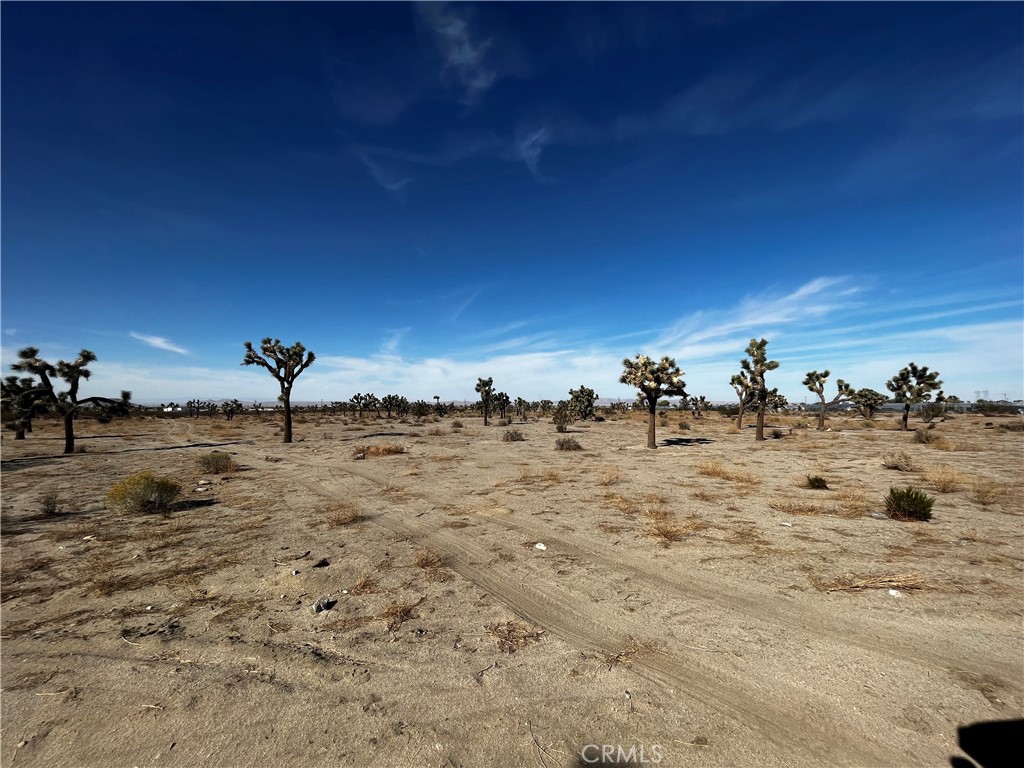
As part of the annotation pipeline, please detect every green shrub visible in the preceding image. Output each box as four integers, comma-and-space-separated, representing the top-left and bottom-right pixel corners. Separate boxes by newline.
555, 437, 582, 451
198, 451, 236, 473
107, 472, 182, 515
502, 429, 525, 442
805, 475, 829, 490
884, 486, 934, 521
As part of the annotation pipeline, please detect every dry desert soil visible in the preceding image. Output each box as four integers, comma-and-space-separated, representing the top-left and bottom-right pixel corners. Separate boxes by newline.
1, 410, 1022, 767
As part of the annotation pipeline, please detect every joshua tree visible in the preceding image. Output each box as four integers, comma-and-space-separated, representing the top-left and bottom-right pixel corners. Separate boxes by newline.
886, 363, 943, 431
740, 338, 779, 441
410, 399, 431, 417
568, 385, 598, 421
381, 394, 403, 419
620, 355, 687, 449
493, 391, 511, 420
475, 377, 494, 425
1, 375, 45, 439
10, 347, 131, 454
364, 393, 382, 419
849, 388, 887, 420
350, 393, 366, 419
514, 397, 529, 422
730, 372, 755, 429
689, 395, 710, 419
538, 399, 554, 415
241, 338, 315, 444
223, 399, 244, 421
803, 370, 853, 431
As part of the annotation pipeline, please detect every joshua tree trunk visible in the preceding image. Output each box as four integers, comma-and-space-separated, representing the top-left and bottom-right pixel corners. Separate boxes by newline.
755, 393, 767, 442
902, 404, 910, 431
63, 412, 76, 454
14, 427, 25, 440
282, 389, 294, 444
817, 404, 827, 431
646, 401, 658, 449
736, 400, 745, 430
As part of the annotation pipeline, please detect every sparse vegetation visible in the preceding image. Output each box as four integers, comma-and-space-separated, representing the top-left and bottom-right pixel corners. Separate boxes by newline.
354, 443, 406, 457
811, 572, 927, 593
884, 486, 935, 521
107, 472, 182, 515
40, 490, 63, 517
485, 620, 545, 654
502, 428, 524, 442
882, 451, 917, 472
925, 467, 964, 493
198, 451, 237, 473
555, 436, 582, 451
805, 475, 829, 490
696, 460, 759, 485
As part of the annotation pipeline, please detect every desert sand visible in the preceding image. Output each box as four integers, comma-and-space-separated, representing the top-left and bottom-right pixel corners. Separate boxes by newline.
1, 409, 1021, 767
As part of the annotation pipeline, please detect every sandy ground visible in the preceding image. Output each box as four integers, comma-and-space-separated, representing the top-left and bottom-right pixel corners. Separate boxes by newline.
1, 409, 1022, 767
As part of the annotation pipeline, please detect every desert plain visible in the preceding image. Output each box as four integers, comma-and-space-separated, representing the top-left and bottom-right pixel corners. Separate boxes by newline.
1, 409, 1021, 767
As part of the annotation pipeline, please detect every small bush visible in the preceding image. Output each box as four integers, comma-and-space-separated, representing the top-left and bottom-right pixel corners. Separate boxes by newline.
925, 467, 964, 493
914, 428, 939, 444
496, 419, 510, 427
107, 472, 181, 515
805, 475, 829, 490
884, 486, 934, 522
555, 437, 582, 451
882, 451, 916, 471
40, 491, 63, 517
502, 429, 525, 442
971, 480, 1006, 506
451, 420, 464, 430
771, 428, 785, 439
354, 443, 406, 457
198, 451, 237, 473
677, 421, 691, 431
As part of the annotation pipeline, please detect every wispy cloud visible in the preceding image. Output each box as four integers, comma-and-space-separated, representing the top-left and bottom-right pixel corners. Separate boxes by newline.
130, 332, 189, 355
351, 146, 413, 196
416, 2, 497, 106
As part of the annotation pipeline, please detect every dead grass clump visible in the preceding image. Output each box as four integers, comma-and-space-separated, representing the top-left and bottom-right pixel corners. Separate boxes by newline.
502, 429, 525, 442
925, 467, 965, 493
40, 491, 64, 517
882, 451, 917, 471
835, 488, 872, 515
377, 598, 424, 633
596, 468, 622, 486
198, 451, 237, 473
427, 427, 445, 436
645, 510, 705, 546
602, 636, 655, 671
324, 503, 366, 528
692, 489, 720, 503
604, 493, 639, 516
350, 574, 380, 595
811, 572, 928, 593
359, 443, 406, 457
696, 460, 759, 485
485, 620, 546, 654
971, 480, 1008, 506
414, 549, 450, 581
555, 436, 582, 451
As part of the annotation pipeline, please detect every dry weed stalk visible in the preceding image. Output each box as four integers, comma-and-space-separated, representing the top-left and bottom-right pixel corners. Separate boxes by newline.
484, 620, 546, 653
695, 460, 759, 485
925, 467, 965, 493
812, 572, 928, 593
414, 549, 451, 582
602, 636, 655, 671
377, 598, 424, 633
350, 574, 380, 595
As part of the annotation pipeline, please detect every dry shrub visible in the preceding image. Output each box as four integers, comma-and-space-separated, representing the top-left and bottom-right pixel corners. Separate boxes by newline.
602, 636, 655, 671
925, 467, 965, 493
107, 472, 181, 515
502, 429, 525, 442
378, 599, 423, 633
325, 503, 366, 528
882, 451, 917, 471
427, 427, 445, 436
555, 436, 582, 451
971, 480, 1008, 506
414, 549, 450, 581
358, 443, 406, 457
604, 493, 639, 516
804, 475, 829, 490
835, 488, 872, 515
350, 574, 380, 595
696, 460, 759, 485
198, 451, 237, 473
39, 491, 63, 517
485, 620, 545, 654
596, 468, 622, 486
811, 572, 927, 593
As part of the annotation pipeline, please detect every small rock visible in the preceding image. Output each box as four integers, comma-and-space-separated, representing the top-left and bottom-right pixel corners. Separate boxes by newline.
312, 558, 330, 568
869, 512, 888, 520
354, 453, 365, 461
312, 597, 337, 614
888, 589, 902, 598
780, 522, 794, 527
534, 543, 547, 551
291, 569, 300, 576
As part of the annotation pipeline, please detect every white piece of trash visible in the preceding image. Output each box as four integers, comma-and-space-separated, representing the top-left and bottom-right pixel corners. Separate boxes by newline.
780, 522, 794, 527
534, 543, 547, 551
888, 589, 902, 598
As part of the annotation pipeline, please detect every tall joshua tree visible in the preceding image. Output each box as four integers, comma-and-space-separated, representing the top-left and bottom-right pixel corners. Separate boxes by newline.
241, 338, 315, 443
620, 355, 687, 449
803, 370, 853, 431
1, 375, 44, 439
475, 377, 494, 425
740, 338, 779, 442
11, 347, 131, 454
886, 363, 942, 431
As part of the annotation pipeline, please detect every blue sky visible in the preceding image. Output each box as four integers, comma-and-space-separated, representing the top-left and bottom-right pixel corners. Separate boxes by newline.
2, 2, 1021, 404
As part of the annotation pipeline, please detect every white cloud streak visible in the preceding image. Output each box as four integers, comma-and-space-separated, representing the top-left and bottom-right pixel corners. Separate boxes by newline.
130, 332, 188, 355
